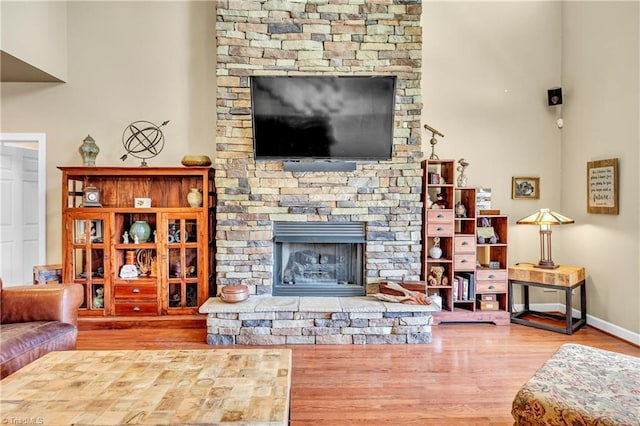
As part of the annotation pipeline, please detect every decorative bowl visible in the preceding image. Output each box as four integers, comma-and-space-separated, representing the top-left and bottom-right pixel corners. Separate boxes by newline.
181, 155, 212, 167
220, 284, 249, 303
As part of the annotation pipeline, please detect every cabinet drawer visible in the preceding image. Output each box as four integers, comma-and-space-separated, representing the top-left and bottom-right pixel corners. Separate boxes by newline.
479, 300, 499, 311
453, 254, 476, 271
427, 223, 453, 236
114, 285, 157, 299
476, 269, 507, 281
475, 280, 507, 293
454, 236, 476, 253
427, 210, 453, 223
114, 302, 158, 316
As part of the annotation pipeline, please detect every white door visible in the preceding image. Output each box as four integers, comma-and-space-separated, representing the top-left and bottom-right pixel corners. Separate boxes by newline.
0, 134, 46, 286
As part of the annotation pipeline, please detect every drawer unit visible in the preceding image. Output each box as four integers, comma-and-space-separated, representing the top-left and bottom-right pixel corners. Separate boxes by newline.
478, 300, 499, 311
476, 269, 507, 281
453, 254, 476, 271
423, 161, 510, 319
427, 210, 454, 223
454, 235, 476, 253
475, 280, 507, 294
114, 284, 157, 299
114, 302, 158, 316
427, 223, 454, 236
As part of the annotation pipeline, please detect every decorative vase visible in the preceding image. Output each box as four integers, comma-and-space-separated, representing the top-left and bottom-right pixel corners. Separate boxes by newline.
220, 284, 249, 304
429, 237, 443, 259
129, 220, 151, 243
187, 188, 203, 207
80, 134, 100, 166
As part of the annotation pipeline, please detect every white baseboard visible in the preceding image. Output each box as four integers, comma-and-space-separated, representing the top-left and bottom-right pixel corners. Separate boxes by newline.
512, 303, 640, 346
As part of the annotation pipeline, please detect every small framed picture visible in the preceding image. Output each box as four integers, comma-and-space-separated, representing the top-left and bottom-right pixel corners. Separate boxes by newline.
134, 197, 152, 208
587, 158, 619, 215
76, 219, 103, 242
512, 177, 540, 199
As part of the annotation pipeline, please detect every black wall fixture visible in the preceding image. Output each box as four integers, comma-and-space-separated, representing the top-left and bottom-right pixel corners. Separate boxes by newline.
548, 87, 563, 106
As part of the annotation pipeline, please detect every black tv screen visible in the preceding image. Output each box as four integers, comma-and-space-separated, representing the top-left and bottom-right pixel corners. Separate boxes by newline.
250, 75, 396, 160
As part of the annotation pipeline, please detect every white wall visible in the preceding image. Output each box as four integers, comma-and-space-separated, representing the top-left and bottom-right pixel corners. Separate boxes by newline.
560, 1, 639, 335
423, 1, 639, 338
0, 1, 217, 260
1, 1, 68, 81
422, 1, 563, 274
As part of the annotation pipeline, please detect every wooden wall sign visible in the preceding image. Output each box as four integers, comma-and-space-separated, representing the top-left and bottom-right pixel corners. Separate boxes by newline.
587, 158, 619, 215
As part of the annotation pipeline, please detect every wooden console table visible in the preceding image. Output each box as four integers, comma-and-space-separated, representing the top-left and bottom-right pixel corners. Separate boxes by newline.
508, 264, 586, 335
0, 349, 291, 425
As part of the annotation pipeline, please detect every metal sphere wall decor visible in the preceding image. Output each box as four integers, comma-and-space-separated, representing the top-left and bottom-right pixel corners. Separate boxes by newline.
120, 120, 169, 166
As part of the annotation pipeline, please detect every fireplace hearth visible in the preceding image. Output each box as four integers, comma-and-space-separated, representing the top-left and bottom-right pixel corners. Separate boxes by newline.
273, 222, 365, 297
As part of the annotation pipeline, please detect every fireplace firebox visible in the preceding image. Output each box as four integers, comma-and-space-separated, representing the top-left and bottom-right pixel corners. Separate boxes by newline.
273, 222, 365, 296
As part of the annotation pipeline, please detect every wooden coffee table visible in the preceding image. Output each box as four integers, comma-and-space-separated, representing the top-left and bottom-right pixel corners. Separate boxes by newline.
0, 349, 291, 425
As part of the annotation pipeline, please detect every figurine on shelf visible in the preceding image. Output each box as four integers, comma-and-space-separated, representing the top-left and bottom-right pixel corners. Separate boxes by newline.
93, 286, 104, 309
153, 230, 157, 243
133, 234, 139, 244
433, 192, 447, 209
477, 217, 499, 244
456, 158, 469, 187
455, 201, 467, 218
429, 237, 443, 259
425, 193, 434, 209
427, 266, 448, 286
122, 231, 129, 244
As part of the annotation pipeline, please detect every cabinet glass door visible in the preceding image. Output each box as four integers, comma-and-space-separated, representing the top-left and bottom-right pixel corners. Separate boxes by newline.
70, 215, 109, 313
166, 214, 202, 312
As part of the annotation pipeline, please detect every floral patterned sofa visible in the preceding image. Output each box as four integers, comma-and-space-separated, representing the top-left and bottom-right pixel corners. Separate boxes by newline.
512, 343, 640, 425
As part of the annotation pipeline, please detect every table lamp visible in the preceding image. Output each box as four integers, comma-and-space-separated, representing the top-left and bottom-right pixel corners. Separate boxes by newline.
516, 208, 574, 269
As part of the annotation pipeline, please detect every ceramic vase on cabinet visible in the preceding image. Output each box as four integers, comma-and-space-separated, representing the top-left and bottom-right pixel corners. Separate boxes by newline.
187, 188, 203, 207
129, 221, 151, 243
429, 237, 443, 259
80, 134, 100, 166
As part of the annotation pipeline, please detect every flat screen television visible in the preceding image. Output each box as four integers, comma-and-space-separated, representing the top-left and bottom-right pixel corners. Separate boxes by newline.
250, 75, 396, 160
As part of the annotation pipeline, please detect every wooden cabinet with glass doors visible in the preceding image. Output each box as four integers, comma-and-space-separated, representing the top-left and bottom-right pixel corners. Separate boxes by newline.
59, 166, 215, 328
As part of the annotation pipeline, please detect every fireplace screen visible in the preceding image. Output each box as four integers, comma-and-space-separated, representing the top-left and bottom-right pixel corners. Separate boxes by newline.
273, 222, 365, 296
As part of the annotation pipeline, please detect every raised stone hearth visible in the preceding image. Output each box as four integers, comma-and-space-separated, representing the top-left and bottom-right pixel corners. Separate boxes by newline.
200, 296, 437, 345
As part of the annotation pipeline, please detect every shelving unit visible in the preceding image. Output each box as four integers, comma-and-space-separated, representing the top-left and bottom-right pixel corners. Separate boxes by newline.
59, 166, 215, 328
422, 159, 509, 325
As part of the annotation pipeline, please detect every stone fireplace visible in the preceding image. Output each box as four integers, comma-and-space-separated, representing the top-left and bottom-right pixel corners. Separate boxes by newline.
273, 221, 365, 296
214, 0, 424, 297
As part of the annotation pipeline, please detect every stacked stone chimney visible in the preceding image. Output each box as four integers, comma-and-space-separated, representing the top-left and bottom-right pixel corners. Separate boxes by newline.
215, 0, 424, 296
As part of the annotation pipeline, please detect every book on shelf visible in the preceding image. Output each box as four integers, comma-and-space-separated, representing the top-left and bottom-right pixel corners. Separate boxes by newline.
476, 187, 492, 210
452, 277, 459, 300
462, 276, 469, 300
454, 274, 471, 301
453, 273, 476, 301
458, 272, 475, 300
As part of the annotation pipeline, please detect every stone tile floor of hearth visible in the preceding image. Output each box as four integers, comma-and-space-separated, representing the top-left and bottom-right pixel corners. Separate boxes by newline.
199, 295, 441, 314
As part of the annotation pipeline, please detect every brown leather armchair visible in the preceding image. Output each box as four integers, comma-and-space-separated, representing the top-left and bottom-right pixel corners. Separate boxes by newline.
0, 279, 84, 378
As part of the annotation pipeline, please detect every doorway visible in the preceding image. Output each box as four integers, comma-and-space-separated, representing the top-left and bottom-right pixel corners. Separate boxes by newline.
0, 133, 46, 286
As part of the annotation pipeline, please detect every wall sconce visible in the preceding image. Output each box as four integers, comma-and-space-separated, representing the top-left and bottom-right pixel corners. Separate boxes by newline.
516, 208, 574, 269
424, 124, 444, 160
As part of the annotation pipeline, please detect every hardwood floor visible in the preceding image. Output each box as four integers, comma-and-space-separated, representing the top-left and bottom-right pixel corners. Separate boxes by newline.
77, 323, 639, 425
